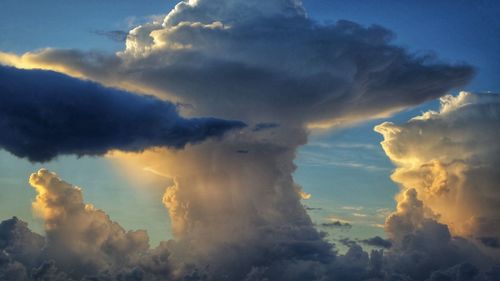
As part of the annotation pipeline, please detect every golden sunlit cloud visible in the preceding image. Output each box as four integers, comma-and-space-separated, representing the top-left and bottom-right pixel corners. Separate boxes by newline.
376, 92, 500, 254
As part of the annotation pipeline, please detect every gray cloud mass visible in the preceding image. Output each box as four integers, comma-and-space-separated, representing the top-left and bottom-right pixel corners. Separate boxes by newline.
0, 66, 245, 162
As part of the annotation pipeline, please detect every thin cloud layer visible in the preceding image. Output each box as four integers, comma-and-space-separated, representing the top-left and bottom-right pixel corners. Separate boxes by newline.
0, 66, 245, 162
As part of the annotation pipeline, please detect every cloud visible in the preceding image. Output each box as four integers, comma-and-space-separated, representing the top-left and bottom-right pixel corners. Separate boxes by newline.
112, 135, 337, 280
341, 206, 364, 211
252, 122, 280, 132
0, 217, 44, 270
360, 236, 392, 249
0, 66, 245, 162
320, 221, 353, 229
375, 92, 500, 257
29, 168, 152, 277
0, 168, 498, 281
381, 188, 492, 281
478, 237, 500, 249
0, 169, 183, 280
0, 0, 487, 280
426, 263, 492, 281
0, 1, 473, 128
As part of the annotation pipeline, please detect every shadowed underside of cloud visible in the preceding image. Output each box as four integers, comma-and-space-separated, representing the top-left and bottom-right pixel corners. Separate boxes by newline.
0, 66, 245, 162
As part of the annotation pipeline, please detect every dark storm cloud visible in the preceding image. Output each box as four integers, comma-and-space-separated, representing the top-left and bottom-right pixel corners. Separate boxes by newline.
252, 122, 280, 132
478, 237, 500, 249
320, 221, 352, 229
0, 66, 245, 162
360, 236, 392, 249
0, 217, 44, 268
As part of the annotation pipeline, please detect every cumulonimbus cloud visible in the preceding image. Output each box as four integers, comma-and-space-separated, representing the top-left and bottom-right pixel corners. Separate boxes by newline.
0, 66, 245, 162
0, 0, 494, 280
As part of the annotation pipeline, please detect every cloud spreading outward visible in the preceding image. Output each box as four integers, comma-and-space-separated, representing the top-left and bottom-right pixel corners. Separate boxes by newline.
0, 66, 244, 162
0, 0, 498, 280
0, 0, 473, 127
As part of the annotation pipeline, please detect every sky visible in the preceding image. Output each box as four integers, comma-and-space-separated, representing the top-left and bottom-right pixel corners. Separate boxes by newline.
0, 1, 499, 280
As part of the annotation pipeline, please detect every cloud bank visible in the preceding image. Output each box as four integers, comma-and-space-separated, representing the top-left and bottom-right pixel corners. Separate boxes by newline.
1, 169, 500, 280
1, 169, 181, 281
0, 66, 245, 162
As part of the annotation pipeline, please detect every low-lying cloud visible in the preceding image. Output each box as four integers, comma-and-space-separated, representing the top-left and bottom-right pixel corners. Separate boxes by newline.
1, 169, 499, 280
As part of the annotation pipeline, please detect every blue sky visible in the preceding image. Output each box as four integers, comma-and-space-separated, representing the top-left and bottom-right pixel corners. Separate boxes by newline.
0, 0, 499, 248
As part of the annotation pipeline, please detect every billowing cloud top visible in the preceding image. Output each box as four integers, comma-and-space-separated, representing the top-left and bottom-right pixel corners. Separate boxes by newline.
29, 169, 150, 277
0, 0, 473, 128
0, 66, 245, 162
376, 92, 500, 257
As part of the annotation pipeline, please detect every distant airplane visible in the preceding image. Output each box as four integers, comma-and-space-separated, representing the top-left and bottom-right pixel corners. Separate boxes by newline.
236, 150, 249, 154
